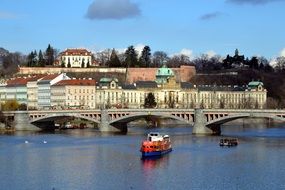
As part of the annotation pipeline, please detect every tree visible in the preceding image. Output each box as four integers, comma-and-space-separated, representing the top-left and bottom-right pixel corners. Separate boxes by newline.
144, 93, 157, 108
124, 46, 138, 67
2, 52, 23, 76
45, 44, 55, 66
67, 61, 71, 68
0, 111, 5, 123
275, 56, 285, 72
107, 49, 121, 67
168, 54, 191, 68
193, 54, 215, 72
139, 46, 151, 67
81, 59, 85, 68
249, 56, 259, 69
26, 51, 37, 67
219, 97, 225, 109
95, 49, 112, 67
38, 50, 45, 67
18, 103, 27, 111
86, 60, 90, 68
152, 51, 169, 67
61, 61, 65, 67
1, 100, 20, 111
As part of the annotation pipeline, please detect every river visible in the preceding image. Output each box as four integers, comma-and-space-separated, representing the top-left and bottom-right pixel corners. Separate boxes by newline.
0, 124, 285, 190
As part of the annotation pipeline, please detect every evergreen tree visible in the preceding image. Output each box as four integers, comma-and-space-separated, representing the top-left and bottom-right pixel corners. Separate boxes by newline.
124, 46, 138, 67
249, 56, 259, 69
144, 93, 157, 108
139, 46, 151, 67
61, 61, 65, 67
67, 61, 71, 68
86, 60, 90, 68
38, 50, 45, 67
45, 44, 55, 66
108, 48, 121, 67
33, 50, 38, 66
81, 59, 85, 68
27, 51, 37, 67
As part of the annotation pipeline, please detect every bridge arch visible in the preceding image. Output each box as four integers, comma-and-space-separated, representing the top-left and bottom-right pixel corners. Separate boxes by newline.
109, 112, 194, 125
206, 113, 285, 126
30, 113, 101, 124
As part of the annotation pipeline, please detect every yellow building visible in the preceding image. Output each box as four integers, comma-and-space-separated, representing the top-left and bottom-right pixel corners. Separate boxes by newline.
51, 79, 96, 109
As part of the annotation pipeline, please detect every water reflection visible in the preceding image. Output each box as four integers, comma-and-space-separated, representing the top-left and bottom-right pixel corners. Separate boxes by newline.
141, 155, 170, 171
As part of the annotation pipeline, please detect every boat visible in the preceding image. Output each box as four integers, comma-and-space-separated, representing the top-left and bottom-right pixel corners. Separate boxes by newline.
219, 138, 238, 146
140, 132, 172, 157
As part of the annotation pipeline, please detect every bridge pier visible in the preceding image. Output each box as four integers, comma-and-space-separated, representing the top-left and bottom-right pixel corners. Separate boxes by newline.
13, 111, 40, 131
192, 109, 213, 135
99, 109, 120, 132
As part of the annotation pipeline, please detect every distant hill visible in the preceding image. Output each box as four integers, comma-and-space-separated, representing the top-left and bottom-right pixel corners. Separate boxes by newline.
0, 47, 9, 65
0, 47, 9, 57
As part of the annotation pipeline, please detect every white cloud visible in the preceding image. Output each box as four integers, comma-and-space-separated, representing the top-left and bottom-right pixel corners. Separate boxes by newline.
280, 48, 285, 57
206, 50, 216, 58
269, 59, 277, 67
180, 49, 193, 57
171, 48, 193, 58
134, 44, 146, 56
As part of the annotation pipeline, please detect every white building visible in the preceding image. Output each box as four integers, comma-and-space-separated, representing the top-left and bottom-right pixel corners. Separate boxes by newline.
95, 78, 124, 109
37, 73, 70, 109
5, 77, 29, 105
59, 48, 93, 68
0, 80, 7, 105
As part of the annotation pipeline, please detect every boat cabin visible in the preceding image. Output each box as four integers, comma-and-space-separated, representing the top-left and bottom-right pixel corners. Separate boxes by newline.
219, 138, 238, 146
147, 132, 171, 142
147, 132, 163, 141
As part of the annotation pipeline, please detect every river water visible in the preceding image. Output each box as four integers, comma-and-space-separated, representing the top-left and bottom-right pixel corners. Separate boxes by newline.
1, 124, 285, 190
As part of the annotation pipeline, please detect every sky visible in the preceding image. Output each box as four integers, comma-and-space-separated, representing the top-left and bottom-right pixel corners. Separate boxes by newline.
1, 0, 285, 59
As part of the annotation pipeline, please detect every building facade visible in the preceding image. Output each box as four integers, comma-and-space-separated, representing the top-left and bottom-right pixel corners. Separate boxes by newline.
0, 66, 267, 110
59, 48, 93, 68
51, 79, 96, 109
37, 73, 70, 109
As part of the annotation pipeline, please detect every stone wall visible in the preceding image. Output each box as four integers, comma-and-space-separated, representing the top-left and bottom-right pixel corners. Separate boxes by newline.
18, 67, 126, 75
126, 65, 196, 83
18, 65, 196, 83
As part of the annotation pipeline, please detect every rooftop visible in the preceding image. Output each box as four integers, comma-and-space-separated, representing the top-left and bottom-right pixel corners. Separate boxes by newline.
99, 77, 118, 83
61, 48, 92, 56
53, 79, 96, 86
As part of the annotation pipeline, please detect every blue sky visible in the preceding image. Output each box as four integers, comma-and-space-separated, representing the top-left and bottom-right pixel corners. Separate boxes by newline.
1, 0, 285, 59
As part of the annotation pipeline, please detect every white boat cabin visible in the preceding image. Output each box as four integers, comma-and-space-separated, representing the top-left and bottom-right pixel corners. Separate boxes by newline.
147, 132, 170, 142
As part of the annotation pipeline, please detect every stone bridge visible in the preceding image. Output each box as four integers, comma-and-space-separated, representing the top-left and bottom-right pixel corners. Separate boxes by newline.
3, 108, 285, 134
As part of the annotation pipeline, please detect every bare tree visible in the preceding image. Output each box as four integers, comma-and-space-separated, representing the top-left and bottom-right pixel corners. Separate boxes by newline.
275, 56, 285, 72
95, 49, 112, 67
152, 51, 169, 67
167, 54, 191, 68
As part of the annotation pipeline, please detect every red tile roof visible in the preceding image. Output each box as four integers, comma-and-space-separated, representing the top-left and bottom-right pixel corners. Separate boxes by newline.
61, 48, 92, 56
41, 74, 60, 81
6, 76, 43, 86
53, 79, 96, 86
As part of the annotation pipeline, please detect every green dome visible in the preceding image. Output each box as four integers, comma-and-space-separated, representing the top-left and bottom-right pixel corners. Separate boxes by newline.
100, 78, 118, 83
156, 65, 174, 77
155, 65, 175, 84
